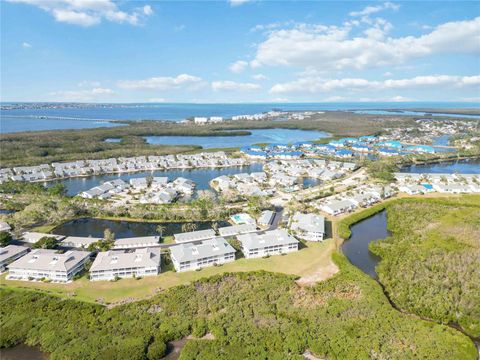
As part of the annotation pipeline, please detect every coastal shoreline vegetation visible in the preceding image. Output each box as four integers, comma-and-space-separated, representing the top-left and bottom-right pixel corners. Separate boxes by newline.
0, 253, 477, 359
0, 112, 419, 167
338, 195, 480, 340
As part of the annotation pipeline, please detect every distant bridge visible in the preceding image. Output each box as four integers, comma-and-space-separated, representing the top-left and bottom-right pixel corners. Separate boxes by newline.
1, 115, 115, 122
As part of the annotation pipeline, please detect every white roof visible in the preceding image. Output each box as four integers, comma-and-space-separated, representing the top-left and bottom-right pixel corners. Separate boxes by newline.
291, 212, 325, 234
237, 229, 298, 250
258, 210, 274, 225
61, 236, 101, 247
113, 236, 160, 249
90, 248, 161, 272
22, 232, 65, 243
0, 221, 11, 232
8, 249, 90, 273
170, 237, 235, 263
174, 229, 216, 243
218, 223, 257, 237
0, 245, 29, 264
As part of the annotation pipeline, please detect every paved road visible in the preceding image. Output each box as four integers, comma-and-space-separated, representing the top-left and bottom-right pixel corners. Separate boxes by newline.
269, 206, 284, 230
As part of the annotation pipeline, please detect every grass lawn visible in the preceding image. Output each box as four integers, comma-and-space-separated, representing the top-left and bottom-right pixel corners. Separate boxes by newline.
0, 239, 336, 304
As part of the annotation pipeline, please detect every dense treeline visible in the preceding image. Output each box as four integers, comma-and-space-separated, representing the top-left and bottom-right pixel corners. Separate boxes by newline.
0, 255, 476, 359
369, 197, 480, 338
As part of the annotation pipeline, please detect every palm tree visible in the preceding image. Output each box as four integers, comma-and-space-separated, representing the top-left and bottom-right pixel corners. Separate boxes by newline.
181, 222, 197, 233
156, 225, 166, 239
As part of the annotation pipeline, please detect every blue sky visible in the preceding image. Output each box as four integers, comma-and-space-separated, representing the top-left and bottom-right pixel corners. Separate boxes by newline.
1, 0, 479, 103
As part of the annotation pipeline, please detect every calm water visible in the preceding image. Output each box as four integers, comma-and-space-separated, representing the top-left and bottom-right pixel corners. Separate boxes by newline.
47, 163, 263, 196
1, 102, 477, 132
144, 129, 328, 148
0, 116, 121, 133
400, 159, 480, 174
0, 344, 48, 360
432, 135, 450, 146
352, 109, 480, 119
53, 218, 228, 238
341, 210, 390, 278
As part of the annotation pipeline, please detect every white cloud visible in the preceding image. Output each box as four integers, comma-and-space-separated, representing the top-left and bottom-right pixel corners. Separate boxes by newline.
383, 71, 393, 77
229, 60, 248, 73
270, 75, 480, 94
349, 2, 400, 17
117, 74, 204, 90
252, 74, 267, 81
251, 17, 480, 71
323, 95, 347, 102
212, 81, 261, 91
229, 0, 252, 6
143, 5, 153, 16
174, 24, 186, 32
8, 0, 153, 27
390, 95, 411, 102
21, 42, 32, 48
49, 87, 114, 101
78, 80, 101, 87
147, 98, 167, 103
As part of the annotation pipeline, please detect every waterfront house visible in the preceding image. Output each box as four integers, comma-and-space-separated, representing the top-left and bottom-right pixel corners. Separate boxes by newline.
320, 200, 356, 216
113, 236, 160, 249
378, 148, 399, 156
0, 221, 11, 232
194, 117, 208, 124
258, 210, 275, 227
7, 249, 91, 282
398, 184, 425, 195
174, 229, 217, 243
170, 237, 236, 272
130, 178, 148, 190
61, 236, 102, 248
218, 223, 257, 237
22, 232, 65, 244
290, 212, 325, 241
90, 248, 161, 281
0, 245, 29, 272
237, 229, 299, 259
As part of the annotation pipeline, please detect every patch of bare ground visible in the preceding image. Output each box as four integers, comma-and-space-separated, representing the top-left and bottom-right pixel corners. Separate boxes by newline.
303, 350, 326, 360
291, 283, 362, 309
296, 262, 339, 287
186, 333, 216, 340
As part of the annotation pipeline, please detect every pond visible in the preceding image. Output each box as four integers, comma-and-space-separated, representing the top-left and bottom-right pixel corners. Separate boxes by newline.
143, 128, 329, 148
46, 163, 264, 196
400, 158, 480, 174
341, 210, 390, 278
53, 218, 229, 238
0, 344, 49, 360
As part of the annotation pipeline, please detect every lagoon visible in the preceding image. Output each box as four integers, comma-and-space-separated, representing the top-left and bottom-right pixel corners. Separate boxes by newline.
143, 128, 329, 148
341, 210, 390, 278
400, 158, 480, 174
53, 218, 228, 239
47, 163, 264, 196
